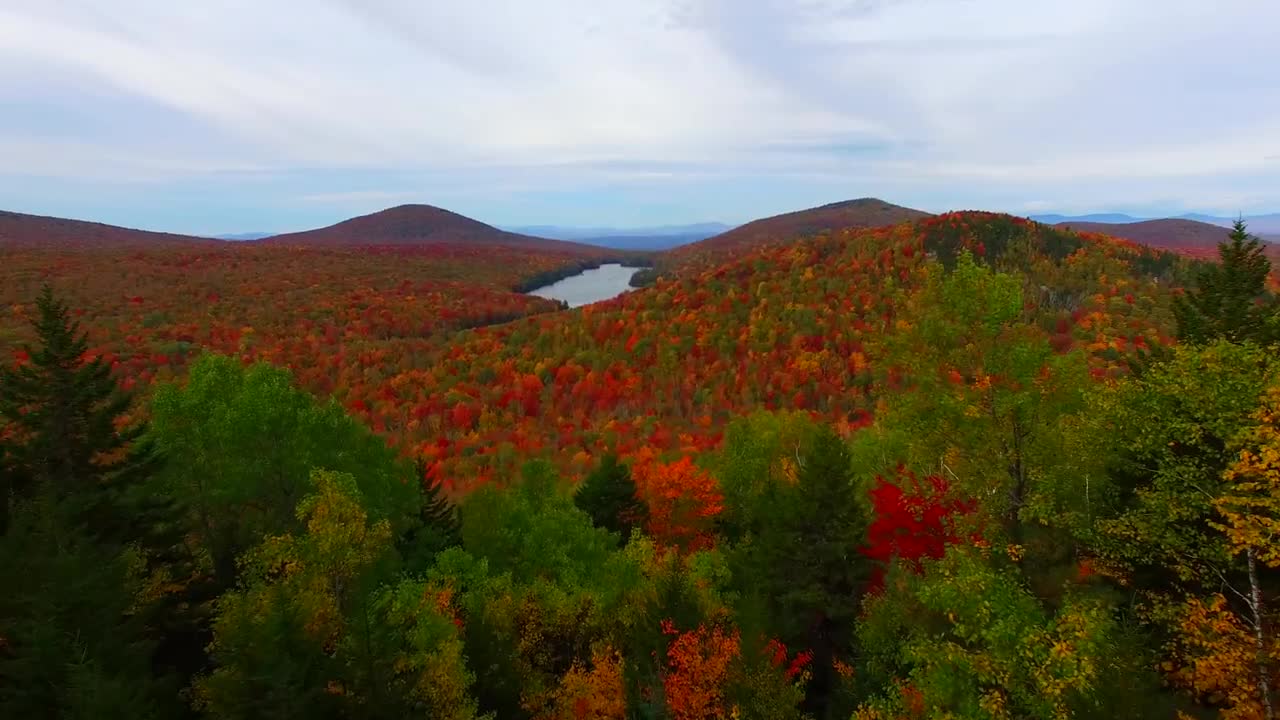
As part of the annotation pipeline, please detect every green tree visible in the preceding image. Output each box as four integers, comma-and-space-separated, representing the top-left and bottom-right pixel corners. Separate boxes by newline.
359, 578, 487, 719
146, 353, 420, 588
0, 286, 179, 718
1086, 341, 1280, 717
0, 496, 172, 719
1089, 341, 1275, 588
714, 410, 819, 543
866, 251, 1092, 557
573, 452, 647, 544
0, 284, 159, 539
447, 461, 626, 717
854, 547, 1124, 720
399, 456, 463, 573
195, 468, 458, 718
731, 424, 871, 717
1174, 219, 1280, 346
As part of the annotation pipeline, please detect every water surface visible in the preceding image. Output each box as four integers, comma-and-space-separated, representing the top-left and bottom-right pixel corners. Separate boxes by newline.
527, 263, 641, 308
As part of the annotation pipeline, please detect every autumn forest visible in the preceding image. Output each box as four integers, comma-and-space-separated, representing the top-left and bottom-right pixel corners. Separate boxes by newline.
4, 201, 1280, 720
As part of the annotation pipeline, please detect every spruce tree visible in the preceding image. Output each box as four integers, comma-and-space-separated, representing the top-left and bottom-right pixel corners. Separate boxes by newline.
0, 286, 176, 717
0, 441, 12, 537
736, 426, 871, 717
0, 496, 171, 718
573, 452, 647, 544
417, 457, 461, 546
0, 284, 159, 540
399, 457, 461, 571
1173, 219, 1280, 346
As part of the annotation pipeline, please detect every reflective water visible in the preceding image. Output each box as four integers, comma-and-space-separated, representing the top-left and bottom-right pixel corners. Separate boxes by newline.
527, 263, 642, 308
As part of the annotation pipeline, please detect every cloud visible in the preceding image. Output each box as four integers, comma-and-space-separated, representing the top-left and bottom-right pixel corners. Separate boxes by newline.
0, 0, 1278, 228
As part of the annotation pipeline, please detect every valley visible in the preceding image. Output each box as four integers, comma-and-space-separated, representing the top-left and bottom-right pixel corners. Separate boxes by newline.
3, 197, 1279, 719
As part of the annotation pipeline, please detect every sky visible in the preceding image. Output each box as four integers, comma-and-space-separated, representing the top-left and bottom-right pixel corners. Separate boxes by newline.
1, 0, 1278, 235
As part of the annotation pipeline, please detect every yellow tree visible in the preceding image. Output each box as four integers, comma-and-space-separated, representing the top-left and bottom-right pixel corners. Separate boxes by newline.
1087, 341, 1279, 719
196, 469, 482, 718
1197, 382, 1280, 720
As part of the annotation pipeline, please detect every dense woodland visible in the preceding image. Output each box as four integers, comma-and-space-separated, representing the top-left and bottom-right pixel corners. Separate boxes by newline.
3, 213, 1280, 719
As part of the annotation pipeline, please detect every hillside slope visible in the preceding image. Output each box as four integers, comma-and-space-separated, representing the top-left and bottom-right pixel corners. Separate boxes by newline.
662, 198, 930, 272
357, 212, 1186, 489
266, 203, 606, 254
0, 210, 216, 247
1054, 218, 1280, 261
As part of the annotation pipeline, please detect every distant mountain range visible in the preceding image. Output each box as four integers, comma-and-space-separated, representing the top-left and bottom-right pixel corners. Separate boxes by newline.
504, 222, 734, 251
507, 222, 732, 241
1031, 212, 1280, 237
11, 200, 1280, 266
212, 231, 275, 241
1046, 218, 1280, 262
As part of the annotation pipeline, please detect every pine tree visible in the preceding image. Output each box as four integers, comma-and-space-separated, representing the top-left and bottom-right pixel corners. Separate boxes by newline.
735, 426, 872, 717
0, 286, 175, 717
1174, 219, 1280, 346
417, 457, 461, 546
573, 452, 647, 544
0, 284, 160, 540
399, 457, 461, 572
0, 441, 12, 537
0, 495, 172, 718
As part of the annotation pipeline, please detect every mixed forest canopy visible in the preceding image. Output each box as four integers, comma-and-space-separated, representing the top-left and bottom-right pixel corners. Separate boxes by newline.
3, 205, 1280, 719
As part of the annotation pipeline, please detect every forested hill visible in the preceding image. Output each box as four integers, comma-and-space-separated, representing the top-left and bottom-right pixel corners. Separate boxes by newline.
1057, 217, 1280, 263
658, 197, 931, 274
0, 209, 218, 247
353, 211, 1190, 490
264, 203, 609, 254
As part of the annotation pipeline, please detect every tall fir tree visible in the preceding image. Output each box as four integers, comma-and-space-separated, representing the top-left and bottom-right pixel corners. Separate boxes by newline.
399, 457, 462, 572
573, 452, 647, 544
0, 286, 177, 720
0, 284, 160, 540
734, 426, 871, 717
416, 456, 461, 544
1174, 219, 1280, 346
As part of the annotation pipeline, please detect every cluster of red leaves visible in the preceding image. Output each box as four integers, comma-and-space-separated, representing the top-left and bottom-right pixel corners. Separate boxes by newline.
0, 240, 614, 386
763, 638, 814, 681
632, 455, 724, 553
660, 622, 740, 720
864, 465, 976, 590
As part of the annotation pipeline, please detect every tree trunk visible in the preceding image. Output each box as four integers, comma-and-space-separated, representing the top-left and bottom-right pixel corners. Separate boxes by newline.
1247, 549, 1275, 720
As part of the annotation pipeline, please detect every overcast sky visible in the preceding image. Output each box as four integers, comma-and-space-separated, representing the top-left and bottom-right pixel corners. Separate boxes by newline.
1, 0, 1278, 234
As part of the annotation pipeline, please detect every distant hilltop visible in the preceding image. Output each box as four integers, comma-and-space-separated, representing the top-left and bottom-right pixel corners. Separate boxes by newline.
1032, 211, 1280, 238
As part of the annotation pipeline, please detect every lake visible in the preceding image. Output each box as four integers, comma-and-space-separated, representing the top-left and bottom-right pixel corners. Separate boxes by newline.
527, 263, 642, 308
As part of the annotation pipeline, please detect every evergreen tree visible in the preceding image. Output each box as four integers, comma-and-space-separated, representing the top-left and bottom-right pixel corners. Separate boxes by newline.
573, 452, 647, 544
0, 496, 173, 719
0, 284, 159, 540
1174, 219, 1280, 346
735, 426, 871, 717
418, 457, 461, 543
0, 286, 178, 717
399, 457, 462, 572
0, 441, 12, 537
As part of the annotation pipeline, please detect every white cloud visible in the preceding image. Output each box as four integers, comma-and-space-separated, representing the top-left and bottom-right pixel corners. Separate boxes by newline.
0, 0, 1277, 218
